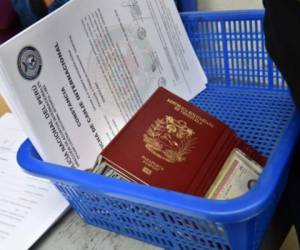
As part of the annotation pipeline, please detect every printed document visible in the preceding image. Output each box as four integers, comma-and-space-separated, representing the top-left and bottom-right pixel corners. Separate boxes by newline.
0, 113, 69, 250
0, 0, 207, 170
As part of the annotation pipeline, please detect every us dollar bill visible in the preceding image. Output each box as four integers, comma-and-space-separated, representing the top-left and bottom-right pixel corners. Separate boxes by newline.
91, 154, 133, 182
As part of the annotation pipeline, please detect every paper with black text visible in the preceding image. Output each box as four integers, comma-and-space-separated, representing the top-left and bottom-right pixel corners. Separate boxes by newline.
0, 0, 207, 170
0, 113, 69, 250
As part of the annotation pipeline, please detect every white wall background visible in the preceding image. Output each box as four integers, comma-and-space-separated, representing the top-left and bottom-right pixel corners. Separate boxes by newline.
198, 0, 263, 10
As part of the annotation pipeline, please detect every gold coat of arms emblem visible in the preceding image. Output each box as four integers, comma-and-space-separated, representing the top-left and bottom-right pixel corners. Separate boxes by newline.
143, 115, 196, 163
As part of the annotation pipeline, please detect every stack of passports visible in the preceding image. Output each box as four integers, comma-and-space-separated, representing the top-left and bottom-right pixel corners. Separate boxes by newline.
100, 87, 266, 197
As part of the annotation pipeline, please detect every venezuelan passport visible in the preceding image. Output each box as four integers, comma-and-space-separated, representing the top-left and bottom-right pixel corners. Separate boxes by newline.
100, 87, 266, 197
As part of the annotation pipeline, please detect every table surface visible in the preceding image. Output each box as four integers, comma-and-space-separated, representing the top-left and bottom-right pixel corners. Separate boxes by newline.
0, 96, 160, 250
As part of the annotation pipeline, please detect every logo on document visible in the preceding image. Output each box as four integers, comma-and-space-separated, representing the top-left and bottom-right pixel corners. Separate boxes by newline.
17, 46, 42, 80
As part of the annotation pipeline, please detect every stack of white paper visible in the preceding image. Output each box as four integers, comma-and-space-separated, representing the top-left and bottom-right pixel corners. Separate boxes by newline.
0, 0, 207, 171
0, 113, 69, 250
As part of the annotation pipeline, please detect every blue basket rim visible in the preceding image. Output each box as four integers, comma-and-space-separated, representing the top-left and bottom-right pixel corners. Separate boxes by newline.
180, 9, 265, 21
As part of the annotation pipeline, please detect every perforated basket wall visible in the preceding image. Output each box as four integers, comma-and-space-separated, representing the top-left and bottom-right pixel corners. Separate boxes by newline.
17, 10, 300, 250
56, 182, 232, 250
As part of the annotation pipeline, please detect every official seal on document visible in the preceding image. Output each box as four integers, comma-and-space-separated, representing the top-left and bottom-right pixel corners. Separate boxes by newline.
17, 46, 42, 80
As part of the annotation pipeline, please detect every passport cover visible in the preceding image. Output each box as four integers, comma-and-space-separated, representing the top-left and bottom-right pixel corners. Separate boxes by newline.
101, 87, 266, 196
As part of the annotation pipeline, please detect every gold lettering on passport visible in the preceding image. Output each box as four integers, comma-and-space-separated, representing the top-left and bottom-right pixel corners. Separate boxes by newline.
142, 155, 164, 172
142, 167, 152, 175
143, 116, 196, 163
166, 98, 214, 128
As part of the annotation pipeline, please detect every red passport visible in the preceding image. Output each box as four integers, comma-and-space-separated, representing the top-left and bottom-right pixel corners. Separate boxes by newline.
100, 87, 266, 196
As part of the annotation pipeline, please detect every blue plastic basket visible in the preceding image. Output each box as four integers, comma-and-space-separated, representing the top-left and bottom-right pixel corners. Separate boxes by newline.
17, 10, 300, 250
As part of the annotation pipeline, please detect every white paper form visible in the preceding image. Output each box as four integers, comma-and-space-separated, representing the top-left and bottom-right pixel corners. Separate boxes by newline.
0, 113, 69, 250
0, 0, 207, 171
